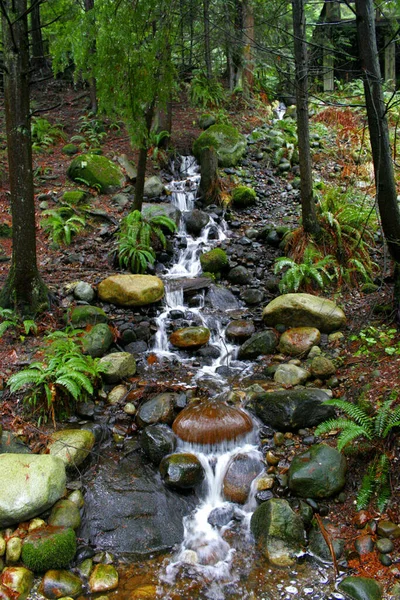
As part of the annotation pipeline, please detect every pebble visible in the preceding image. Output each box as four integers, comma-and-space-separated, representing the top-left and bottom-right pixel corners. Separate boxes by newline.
376, 538, 394, 553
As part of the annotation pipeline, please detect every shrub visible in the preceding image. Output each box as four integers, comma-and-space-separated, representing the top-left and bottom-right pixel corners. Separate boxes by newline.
22, 526, 76, 573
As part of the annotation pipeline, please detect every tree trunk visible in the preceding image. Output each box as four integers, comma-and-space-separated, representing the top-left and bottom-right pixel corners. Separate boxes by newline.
292, 0, 320, 236
84, 0, 98, 114
30, 1, 48, 72
1, 0, 48, 315
231, 0, 243, 90
355, 0, 400, 263
203, 0, 212, 79
198, 147, 219, 205
133, 103, 156, 212
243, 0, 254, 97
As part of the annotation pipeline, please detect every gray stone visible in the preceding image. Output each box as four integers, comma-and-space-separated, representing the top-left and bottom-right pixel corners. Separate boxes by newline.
240, 288, 264, 306
289, 444, 347, 498
205, 285, 240, 310
99, 352, 137, 383
274, 363, 310, 386
227, 266, 250, 285
252, 388, 336, 431
183, 209, 210, 236
238, 330, 279, 360
137, 393, 177, 427
0, 431, 30, 454
263, 293, 346, 333
48, 429, 95, 468
225, 320, 255, 342
82, 323, 113, 357
144, 176, 164, 198
73, 281, 95, 302
0, 455, 66, 527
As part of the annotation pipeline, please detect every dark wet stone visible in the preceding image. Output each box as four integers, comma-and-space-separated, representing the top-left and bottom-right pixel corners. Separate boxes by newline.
140, 424, 177, 465
240, 288, 264, 305
205, 285, 240, 310
338, 576, 382, 600
376, 538, 394, 553
136, 393, 177, 428
288, 444, 347, 499
208, 505, 235, 527
159, 453, 205, 489
355, 535, 374, 556
309, 520, 344, 562
237, 330, 279, 360
225, 319, 255, 342
183, 209, 210, 236
227, 266, 250, 285
223, 453, 264, 504
255, 490, 274, 504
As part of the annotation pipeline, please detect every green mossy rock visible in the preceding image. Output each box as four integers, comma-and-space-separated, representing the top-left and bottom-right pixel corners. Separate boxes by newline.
40, 569, 83, 599
200, 248, 229, 274
193, 124, 247, 167
62, 190, 87, 204
338, 576, 382, 600
62, 144, 79, 156
198, 113, 216, 130
231, 186, 257, 208
67, 153, 124, 193
97, 274, 164, 307
68, 305, 108, 327
48, 429, 95, 468
81, 323, 114, 357
288, 443, 347, 498
88, 564, 119, 593
21, 526, 76, 573
48, 498, 81, 530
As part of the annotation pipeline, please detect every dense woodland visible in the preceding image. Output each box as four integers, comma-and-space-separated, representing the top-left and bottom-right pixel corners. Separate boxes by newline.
1, 1, 400, 599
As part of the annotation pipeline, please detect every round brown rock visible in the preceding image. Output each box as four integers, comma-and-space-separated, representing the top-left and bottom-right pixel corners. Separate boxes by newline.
278, 327, 321, 356
225, 320, 255, 342
169, 326, 210, 349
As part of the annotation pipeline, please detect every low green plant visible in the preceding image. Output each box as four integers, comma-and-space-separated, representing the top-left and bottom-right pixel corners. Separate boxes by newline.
31, 117, 66, 151
8, 331, 104, 424
315, 397, 400, 510
41, 207, 86, 245
274, 245, 336, 293
148, 130, 170, 161
350, 325, 400, 356
189, 72, 225, 109
74, 114, 107, 149
0, 307, 37, 338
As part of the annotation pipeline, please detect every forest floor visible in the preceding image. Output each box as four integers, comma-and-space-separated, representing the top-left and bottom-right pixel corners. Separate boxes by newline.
0, 78, 399, 594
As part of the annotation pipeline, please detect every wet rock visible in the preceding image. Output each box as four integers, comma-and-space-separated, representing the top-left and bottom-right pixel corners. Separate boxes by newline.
137, 394, 176, 428
48, 429, 95, 468
88, 564, 119, 593
226, 319, 255, 342
263, 293, 346, 333
79, 453, 197, 556
208, 505, 235, 527
39, 569, 83, 599
1, 567, 34, 600
0, 431, 30, 454
0, 455, 66, 528
48, 498, 81, 530
6, 537, 22, 563
143, 175, 164, 198
73, 281, 95, 302
355, 535, 374, 556
142, 202, 180, 227
240, 288, 264, 305
255, 490, 274, 504
308, 520, 344, 562
200, 248, 229, 273
377, 520, 400, 538
227, 265, 250, 284
338, 576, 382, 600
98, 352, 136, 383
223, 453, 264, 504
274, 363, 310, 386
237, 330, 279, 360
278, 327, 321, 356
160, 453, 205, 489
82, 323, 113, 357
68, 305, 107, 327
193, 124, 247, 167
67, 153, 124, 193
288, 444, 347, 498
170, 326, 210, 349
172, 399, 253, 445
205, 285, 240, 310
140, 424, 177, 465
252, 388, 335, 431
250, 498, 305, 567
310, 356, 336, 379
183, 209, 210, 235
376, 538, 394, 553
107, 385, 128, 405
98, 274, 164, 307
21, 527, 76, 573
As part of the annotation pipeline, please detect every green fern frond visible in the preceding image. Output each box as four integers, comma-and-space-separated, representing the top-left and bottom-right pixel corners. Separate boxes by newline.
55, 376, 81, 400
374, 399, 394, 437
357, 465, 376, 509
323, 399, 373, 435
8, 368, 45, 391
337, 424, 369, 452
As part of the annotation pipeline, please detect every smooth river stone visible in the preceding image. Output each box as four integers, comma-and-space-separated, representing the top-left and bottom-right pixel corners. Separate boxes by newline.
169, 326, 210, 349
223, 453, 264, 504
278, 327, 321, 356
225, 319, 255, 342
97, 274, 164, 307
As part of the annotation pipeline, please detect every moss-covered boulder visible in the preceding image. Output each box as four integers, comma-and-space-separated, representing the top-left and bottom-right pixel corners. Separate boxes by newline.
68, 305, 107, 327
67, 153, 124, 193
81, 323, 113, 357
62, 190, 87, 204
200, 248, 229, 274
193, 124, 247, 167
97, 274, 164, 307
62, 144, 79, 156
288, 444, 347, 498
21, 526, 76, 573
231, 186, 257, 208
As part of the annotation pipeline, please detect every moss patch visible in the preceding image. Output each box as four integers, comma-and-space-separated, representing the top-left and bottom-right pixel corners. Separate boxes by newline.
193, 124, 247, 167
21, 526, 76, 573
200, 248, 229, 273
67, 153, 124, 193
231, 186, 257, 208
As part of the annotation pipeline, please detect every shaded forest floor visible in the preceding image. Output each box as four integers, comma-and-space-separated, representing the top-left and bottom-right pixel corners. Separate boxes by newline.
0, 79, 399, 593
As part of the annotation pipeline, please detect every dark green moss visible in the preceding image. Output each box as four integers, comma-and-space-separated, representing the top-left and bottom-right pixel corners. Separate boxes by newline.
231, 186, 256, 208
21, 526, 77, 573
62, 190, 87, 204
200, 248, 229, 274
192, 124, 246, 167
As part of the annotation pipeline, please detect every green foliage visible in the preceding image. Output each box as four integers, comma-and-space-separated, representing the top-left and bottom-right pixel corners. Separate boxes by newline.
31, 117, 66, 151
22, 527, 77, 573
71, 114, 107, 149
350, 325, 400, 357
274, 245, 336, 293
41, 207, 86, 245
189, 72, 225, 109
115, 209, 176, 273
315, 397, 400, 510
8, 330, 104, 423
0, 307, 37, 338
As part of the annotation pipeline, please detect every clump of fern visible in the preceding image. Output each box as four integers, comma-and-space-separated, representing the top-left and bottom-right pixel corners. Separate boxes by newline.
274, 244, 337, 293
315, 397, 400, 511
189, 71, 226, 109
279, 187, 378, 291
8, 330, 105, 425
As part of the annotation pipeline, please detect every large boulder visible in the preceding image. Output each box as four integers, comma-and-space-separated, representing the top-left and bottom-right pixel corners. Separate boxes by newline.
0, 455, 66, 527
262, 293, 346, 333
252, 388, 335, 431
237, 330, 279, 360
67, 153, 124, 193
338, 577, 383, 600
97, 274, 164, 307
250, 499, 305, 567
68, 305, 108, 327
193, 124, 247, 167
288, 444, 347, 498
48, 429, 95, 468
79, 452, 197, 556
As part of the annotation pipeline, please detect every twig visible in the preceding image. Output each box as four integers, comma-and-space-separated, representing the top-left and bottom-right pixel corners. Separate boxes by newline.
315, 513, 339, 578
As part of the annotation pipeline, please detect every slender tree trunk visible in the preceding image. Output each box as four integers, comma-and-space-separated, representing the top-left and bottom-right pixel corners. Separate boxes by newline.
84, 0, 98, 114
133, 103, 156, 212
292, 0, 320, 236
1, 0, 48, 315
30, 1, 48, 72
243, 0, 254, 97
355, 0, 400, 263
203, 0, 212, 79
231, 0, 243, 90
